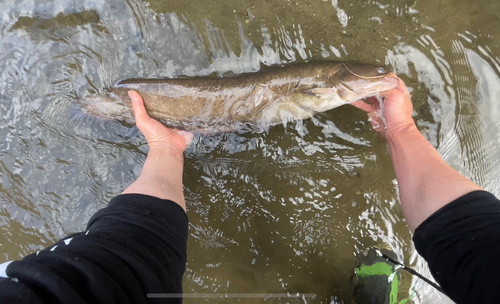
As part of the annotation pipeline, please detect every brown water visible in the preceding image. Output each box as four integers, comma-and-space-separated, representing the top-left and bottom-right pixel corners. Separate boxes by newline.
1, 0, 500, 303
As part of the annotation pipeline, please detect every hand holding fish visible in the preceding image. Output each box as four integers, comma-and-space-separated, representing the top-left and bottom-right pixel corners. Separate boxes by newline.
123, 90, 191, 209
128, 90, 193, 153
351, 77, 415, 140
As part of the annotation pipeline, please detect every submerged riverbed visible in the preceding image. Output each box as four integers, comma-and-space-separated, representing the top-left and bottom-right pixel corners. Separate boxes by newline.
1, 0, 499, 303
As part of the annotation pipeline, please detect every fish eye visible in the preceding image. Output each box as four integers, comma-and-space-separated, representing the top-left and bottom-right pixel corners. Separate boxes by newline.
378, 67, 385, 74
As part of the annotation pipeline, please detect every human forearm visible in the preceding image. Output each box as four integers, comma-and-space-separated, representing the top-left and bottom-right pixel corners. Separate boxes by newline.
122, 90, 192, 211
388, 124, 482, 231
123, 146, 187, 211
0, 194, 188, 303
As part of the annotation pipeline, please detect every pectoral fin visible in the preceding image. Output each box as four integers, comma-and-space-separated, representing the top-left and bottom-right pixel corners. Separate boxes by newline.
230, 84, 270, 119
308, 84, 353, 100
305, 87, 335, 98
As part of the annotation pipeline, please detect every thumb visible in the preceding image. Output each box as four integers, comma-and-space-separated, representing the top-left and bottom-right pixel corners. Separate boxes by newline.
128, 90, 149, 127
177, 130, 194, 147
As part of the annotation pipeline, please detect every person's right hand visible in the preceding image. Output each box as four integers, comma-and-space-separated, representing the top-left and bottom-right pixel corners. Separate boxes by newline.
351, 77, 415, 139
128, 90, 193, 153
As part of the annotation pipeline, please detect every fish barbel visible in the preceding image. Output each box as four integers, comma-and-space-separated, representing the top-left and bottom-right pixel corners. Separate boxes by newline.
81, 61, 399, 133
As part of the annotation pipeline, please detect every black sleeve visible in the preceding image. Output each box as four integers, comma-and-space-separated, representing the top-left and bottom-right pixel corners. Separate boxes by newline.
413, 190, 500, 304
0, 194, 188, 304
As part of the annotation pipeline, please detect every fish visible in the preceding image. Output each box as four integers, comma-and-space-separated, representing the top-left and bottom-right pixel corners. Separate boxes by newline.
80, 61, 399, 134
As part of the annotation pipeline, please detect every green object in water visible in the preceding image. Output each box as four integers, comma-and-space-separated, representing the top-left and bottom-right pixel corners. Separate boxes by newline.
354, 250, 414, 304
356, 262, 400, 304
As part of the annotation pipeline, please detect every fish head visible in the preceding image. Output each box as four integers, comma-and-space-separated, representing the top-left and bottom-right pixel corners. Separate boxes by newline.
335, 62, 399, 101
306, 62, 399, 111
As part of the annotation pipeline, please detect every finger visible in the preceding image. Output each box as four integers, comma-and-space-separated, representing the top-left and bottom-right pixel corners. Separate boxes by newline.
386, 76, 411, 101
380, 88, 407, 103
128, 90, 150, 125
368, 113, 384, 132
396, 79, 409, 94
379, 87, 405, 100
350, 100, 374, 113
396, 79, 411, 101
177, 130, 194, 147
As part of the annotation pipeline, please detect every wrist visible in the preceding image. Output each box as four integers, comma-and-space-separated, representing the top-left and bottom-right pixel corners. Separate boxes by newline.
386, 123, 425, 156
386, 122, 419, 143
139, 144, 185, 188
148, 143, 185, 159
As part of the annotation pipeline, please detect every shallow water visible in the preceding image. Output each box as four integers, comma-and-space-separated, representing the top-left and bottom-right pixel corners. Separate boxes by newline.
1, 0, 499, 303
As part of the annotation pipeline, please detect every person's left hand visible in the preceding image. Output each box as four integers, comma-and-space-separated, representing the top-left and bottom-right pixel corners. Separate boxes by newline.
128, 90, 193, 153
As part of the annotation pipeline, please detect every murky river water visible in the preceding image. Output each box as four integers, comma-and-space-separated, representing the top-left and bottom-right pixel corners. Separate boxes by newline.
1, 0, 499, 303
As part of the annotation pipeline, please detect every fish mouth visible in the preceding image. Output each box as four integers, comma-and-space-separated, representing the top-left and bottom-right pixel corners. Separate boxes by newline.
384, 72, 398, 79
338, 73, 400, 103
367, 74, 400, 96
381, 73, 400, 88
340, 73, 399, 96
